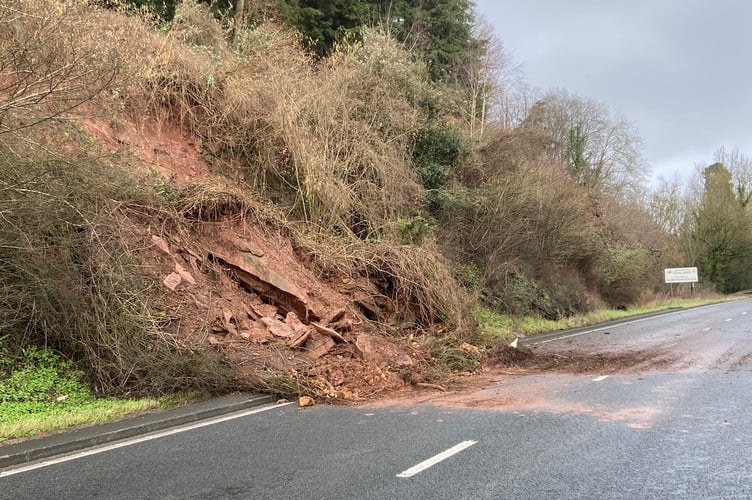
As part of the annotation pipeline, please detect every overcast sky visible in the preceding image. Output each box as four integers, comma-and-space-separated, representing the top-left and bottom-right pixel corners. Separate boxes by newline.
474, 0, 752, 186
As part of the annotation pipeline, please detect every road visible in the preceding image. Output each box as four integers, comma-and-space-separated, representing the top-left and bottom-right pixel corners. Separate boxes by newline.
2, 299, 752, 499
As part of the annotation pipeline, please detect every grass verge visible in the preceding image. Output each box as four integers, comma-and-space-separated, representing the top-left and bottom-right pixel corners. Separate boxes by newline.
0, 345, 207, 444
478, 296, 740, 343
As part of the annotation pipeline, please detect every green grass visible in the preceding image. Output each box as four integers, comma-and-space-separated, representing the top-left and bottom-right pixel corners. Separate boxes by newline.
0, 345, 204, 443
477, 296, 739, 343
0, 398, 162, 442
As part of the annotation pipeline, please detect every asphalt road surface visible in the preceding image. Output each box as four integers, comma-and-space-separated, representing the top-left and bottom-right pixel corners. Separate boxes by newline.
2, 299, 751, 499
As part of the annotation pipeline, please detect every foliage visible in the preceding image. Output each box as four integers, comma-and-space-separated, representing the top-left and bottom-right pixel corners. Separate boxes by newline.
367, 0, 476, 82
597, 244, 655, 306
439, 128, 600, 308
411, 123, 467, 212
412, 124, 466, 189
694, 162, 752, 293
277, 0, 373, 56
395, 216, 432, 246
0, 345, 90, 406
0, 344, 205, 441
482, 273, 588, 320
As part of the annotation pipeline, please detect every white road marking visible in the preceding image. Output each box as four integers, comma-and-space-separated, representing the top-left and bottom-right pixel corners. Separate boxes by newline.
396, 440, 477, 478
725, 319, 733, 322
703, 327, 712, 331
532, 313, 675, 344
742, 312, 748, 316
592, 375, 609, 382
0, 403, 290, 477
531, 302, 740, 345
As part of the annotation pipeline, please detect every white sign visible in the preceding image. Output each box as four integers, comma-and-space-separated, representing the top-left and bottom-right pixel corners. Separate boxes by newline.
664, 267, 698, 283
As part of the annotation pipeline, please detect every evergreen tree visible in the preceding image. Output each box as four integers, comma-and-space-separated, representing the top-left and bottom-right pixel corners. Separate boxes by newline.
368, 0, 476, 81
278, 0, 375, 56
695, 163, 752, 292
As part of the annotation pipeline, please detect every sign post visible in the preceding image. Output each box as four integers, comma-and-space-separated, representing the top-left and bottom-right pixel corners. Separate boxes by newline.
664, 267, 699, 297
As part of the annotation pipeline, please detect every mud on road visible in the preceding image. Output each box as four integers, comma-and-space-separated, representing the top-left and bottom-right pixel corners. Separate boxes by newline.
486, 343, 680, 376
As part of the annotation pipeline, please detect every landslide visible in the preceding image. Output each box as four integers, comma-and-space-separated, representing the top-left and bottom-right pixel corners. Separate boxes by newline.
0, 0, 481, 402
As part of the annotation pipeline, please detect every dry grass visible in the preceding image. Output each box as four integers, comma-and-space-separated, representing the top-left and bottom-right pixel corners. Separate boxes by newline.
127, 16, 429, 239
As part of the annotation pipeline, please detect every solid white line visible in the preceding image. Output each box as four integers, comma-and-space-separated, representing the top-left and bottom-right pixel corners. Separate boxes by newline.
592, 375, 609, 382
396, 440, 477, 478
534, 314, 661, 345
531, 302, 742, 345
0, 403, 290, 477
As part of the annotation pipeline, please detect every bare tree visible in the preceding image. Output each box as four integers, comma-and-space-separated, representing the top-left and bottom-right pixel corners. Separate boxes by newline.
649, 174, 688, 237
457, 16, 531, 136
0, 0, 124, 136
523, 89, 648, 196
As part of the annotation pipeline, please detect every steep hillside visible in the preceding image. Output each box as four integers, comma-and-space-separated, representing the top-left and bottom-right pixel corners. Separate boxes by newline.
76, 114, 467, 400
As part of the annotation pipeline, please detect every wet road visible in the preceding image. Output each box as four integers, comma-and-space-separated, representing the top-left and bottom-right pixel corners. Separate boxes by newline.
2, 299, 751, 499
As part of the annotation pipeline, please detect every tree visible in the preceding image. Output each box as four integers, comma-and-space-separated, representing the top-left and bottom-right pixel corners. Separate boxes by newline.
712, 147, 752, 207
650, 175, 688, 237
367, 0, 476, 81
277, 0, 375, 56
694, 162, 752, 292
456, 17, 523, 139
0, 0, 125, 136
522, 90, 648, 196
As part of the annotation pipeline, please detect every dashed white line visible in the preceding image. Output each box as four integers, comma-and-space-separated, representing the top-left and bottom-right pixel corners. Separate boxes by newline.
703, 328, 712, 331
725, 319, 733, 322
742, 312, 748, 316
0, 403, 290, 478
592, 375, 609, 382
396, 440, 477, 478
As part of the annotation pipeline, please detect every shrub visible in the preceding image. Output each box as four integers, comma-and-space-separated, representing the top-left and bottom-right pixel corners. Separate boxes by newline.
411, 124, 467, 213
395, 216, 432, 246
0, 345, 90, 406
482, 273, 588, 320
597, 244, 655, 305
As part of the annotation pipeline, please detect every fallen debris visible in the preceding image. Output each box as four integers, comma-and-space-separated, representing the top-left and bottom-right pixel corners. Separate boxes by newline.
416, 382, 447, 392
163, 272, 182, 291
260, 317, 296, 339
211, 250, 316, 321
305, 332, 336, 359
175, 262, 196, 285
311, 322, 347, 343
151, 234, 171, 254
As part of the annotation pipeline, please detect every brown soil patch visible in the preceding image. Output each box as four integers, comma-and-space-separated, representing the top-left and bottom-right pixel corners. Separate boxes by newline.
80, 116, 209, 184
75, 115, 438, 401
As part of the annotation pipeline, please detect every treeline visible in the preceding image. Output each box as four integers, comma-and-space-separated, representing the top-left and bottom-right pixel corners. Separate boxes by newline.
652, 149, 752, 294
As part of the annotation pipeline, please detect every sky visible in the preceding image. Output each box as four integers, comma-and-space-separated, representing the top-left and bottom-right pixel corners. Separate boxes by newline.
473, 0, 752, 187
